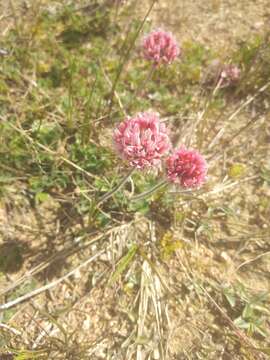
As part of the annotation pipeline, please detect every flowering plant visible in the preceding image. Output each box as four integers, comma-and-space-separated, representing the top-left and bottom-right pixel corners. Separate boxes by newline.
142, 29, 180, 66
113, 112, 171, 169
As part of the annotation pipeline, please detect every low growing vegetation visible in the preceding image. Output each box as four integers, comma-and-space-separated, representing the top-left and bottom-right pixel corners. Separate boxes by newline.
0, 0, 269, 359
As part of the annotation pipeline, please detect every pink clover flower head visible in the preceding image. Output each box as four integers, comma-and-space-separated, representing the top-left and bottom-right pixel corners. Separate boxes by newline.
113, 112, 171, 170
166, 146, 207, 188
142, 29, 180, 65
220, 64, 241, 87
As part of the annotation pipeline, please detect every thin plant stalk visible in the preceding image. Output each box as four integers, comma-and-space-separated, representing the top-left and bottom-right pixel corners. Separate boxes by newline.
108, 0, 157, 114
207, 81, 270, 151
83, 66, 99, 143
134, 63, 156, 100
113, 0, 121, 22
131, 179, 168, 202
67, 57, 76, 129
98, 168, 136, 206
9, 0, 20, 36
187, 76, 223, 150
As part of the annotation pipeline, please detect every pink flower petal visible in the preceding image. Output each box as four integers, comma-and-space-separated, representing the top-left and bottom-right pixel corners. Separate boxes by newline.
113, 112, 171, 170
166, 146, 207, 188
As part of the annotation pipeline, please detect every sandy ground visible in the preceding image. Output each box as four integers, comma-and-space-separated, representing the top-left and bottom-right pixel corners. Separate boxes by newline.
138, 0, 269, 49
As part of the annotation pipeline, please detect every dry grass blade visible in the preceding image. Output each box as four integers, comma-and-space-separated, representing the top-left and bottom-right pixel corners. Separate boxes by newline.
208, 82, 270, 149
136, 260, 150, 360
0, 323, 22, 336
0, 249, 105, 311
0, 226, 122, 297
176, 254, 268, 360
109, 243, 138, 285
109, 0, 158, 111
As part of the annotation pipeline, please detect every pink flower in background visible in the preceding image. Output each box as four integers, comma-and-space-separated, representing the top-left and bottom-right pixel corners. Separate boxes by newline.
113, 112, 171, 169
166, 146, 207, 188
219, 64, 241, 87
142, 29, 180, 65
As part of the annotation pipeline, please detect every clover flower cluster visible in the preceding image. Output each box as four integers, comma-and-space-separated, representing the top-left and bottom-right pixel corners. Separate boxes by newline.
114, 112, 207, 189
219, 64, 241, 87
202, 60, 241, 89
113, 112, 171, 170
113, 29, 208, 189
142, 29, 180, 66
166, 146, 207, 188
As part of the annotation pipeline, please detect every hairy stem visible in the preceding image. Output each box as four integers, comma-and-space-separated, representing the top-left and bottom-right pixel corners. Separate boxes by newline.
131, 179, 168, 202
98, 168, 136, 206
134, 63, 156, 99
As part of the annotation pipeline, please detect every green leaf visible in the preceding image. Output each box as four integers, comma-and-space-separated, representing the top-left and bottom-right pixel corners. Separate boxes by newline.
254, 325, 267, 338
234, 316, 250, 329
228, 163, 246, 178
35, 192, 50, 203
260, 167, 270, 184
128, 199, 150, 215
243, 304, 254, 319
109, 244, 138, 285
223, 287, 236, 308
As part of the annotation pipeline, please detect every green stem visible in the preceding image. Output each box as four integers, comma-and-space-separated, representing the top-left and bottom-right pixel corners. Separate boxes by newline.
97, 168, 136, 206
108, 0, 157, 115
131, 179, 168, 202
134, 63, 156, 99
67, 56, 76, 129
83, 67, 99, 144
